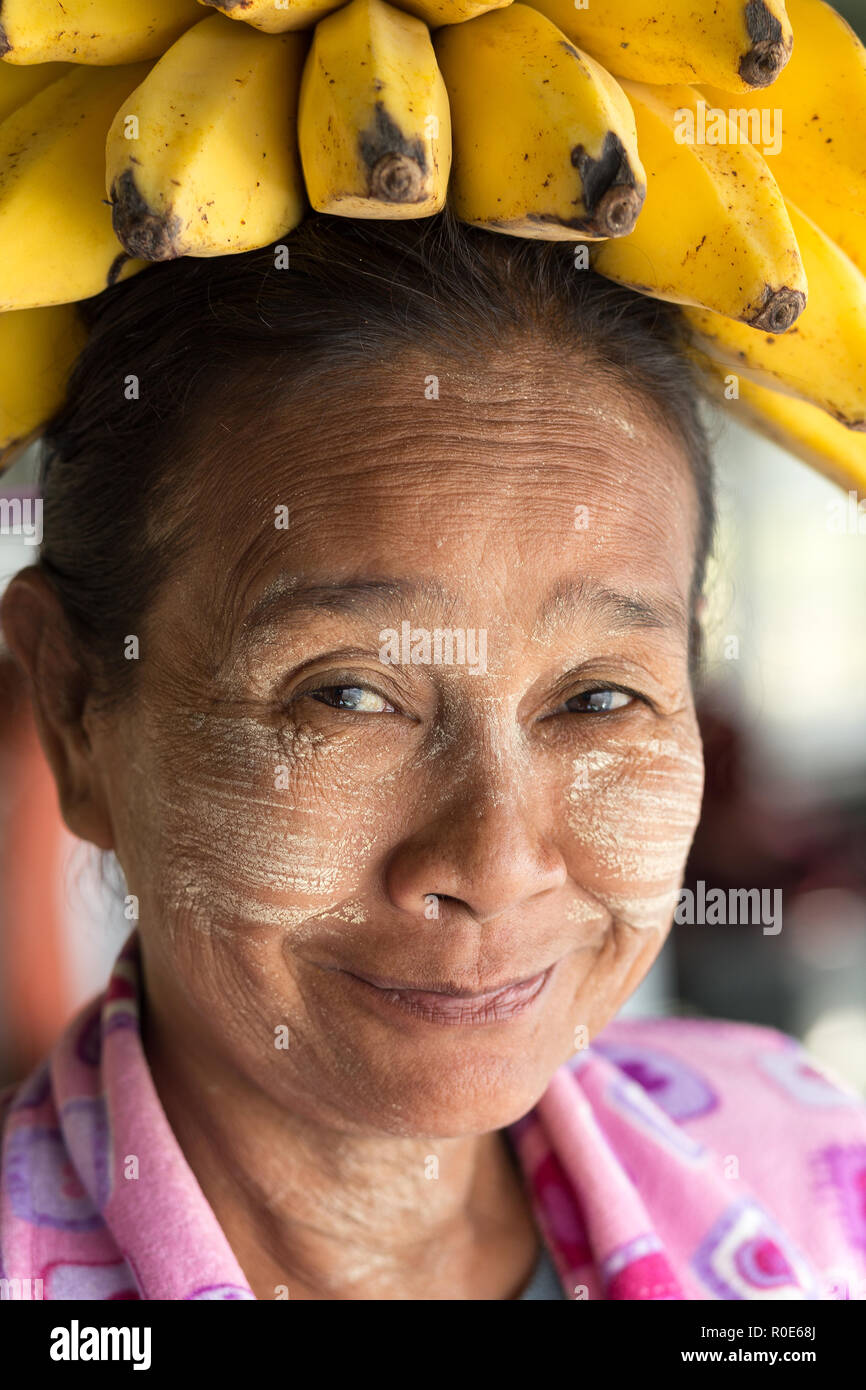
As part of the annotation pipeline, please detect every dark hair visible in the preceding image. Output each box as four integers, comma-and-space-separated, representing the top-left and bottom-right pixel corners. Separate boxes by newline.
36, 207, 715, 707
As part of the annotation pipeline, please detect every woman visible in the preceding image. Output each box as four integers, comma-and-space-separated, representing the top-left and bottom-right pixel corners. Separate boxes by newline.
0, 211, 864, 1301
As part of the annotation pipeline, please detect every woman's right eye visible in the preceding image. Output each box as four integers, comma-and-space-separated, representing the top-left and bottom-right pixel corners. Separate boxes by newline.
306, 685, 396, 714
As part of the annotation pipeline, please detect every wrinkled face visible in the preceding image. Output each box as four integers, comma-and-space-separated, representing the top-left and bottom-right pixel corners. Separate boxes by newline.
99, 348, 704, 1139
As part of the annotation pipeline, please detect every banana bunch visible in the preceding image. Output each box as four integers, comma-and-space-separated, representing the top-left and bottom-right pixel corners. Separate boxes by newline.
0, 0, 864, 498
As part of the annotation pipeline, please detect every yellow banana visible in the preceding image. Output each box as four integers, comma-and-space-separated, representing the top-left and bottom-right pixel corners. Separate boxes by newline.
196, 0, 344, 31
525, 0, 792, 92
592, 82, 806, 331
298, 0, 451, 218
0, 61, 73, 124
697, 359, 866, 494
0, 304, 87, 460
433, 4, 645, 240
701, 0, 866, 274
0, 0, 201, 64
683, 200, 866, 431
107, 15, 307, 260
198, 0, 510, 30
377, 0, 511, 27
0, 64, 151, 310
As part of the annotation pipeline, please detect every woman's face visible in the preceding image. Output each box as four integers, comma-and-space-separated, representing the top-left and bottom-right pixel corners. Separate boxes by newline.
89, 349, 704, 1139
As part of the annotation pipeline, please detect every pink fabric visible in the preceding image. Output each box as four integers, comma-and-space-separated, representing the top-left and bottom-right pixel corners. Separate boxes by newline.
2, 928, 866, 1300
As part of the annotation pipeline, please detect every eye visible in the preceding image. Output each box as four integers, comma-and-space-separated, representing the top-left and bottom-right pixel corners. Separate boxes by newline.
306, 684, 396, 714
560, 686, 636, 714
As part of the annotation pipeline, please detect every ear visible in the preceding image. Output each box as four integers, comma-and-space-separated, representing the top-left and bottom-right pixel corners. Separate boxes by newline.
0, 566, 116, 850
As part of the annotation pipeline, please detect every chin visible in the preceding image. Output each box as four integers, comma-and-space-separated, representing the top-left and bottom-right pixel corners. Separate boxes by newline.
333, 1029, 568, 1140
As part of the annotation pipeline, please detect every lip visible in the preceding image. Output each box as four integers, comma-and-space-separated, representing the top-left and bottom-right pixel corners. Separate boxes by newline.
337, 962, 557, 1026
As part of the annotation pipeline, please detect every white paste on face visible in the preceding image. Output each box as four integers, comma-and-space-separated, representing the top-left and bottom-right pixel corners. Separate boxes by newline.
563, 730, 704, 932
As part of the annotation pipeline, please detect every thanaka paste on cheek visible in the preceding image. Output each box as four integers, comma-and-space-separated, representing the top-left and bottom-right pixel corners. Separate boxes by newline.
563, 724, 704, 932
116, 704, 394, 948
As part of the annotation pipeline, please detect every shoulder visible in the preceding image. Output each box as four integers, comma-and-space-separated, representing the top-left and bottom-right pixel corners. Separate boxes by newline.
0, 1083, 15, 1132
589, 1016, 866, 1289
0, 1063, 48, 1128
598, 1013, 805, 1056
590, 1013, 866, 1125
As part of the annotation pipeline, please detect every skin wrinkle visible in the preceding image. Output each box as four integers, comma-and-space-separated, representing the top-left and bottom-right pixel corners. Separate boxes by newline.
1, 344, 707, 1301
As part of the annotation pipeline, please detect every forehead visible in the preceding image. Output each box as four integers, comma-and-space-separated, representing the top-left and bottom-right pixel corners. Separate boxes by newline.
177, 354, 699, 647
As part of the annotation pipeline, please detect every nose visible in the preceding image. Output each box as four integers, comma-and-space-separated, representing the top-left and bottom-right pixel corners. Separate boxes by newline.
384, 732, 567, 925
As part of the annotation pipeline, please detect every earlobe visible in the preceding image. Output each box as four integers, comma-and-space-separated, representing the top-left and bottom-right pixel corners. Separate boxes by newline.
0, 566, 116, 851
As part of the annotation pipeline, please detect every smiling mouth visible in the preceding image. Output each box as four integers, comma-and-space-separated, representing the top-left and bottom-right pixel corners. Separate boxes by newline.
337, 962, 557, 1025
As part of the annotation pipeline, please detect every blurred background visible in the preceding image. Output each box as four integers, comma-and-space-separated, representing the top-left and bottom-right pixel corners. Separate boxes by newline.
1, 0, 865, 1094
837, 0, 866, 28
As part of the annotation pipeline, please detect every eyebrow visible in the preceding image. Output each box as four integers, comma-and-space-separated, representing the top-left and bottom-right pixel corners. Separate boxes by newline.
235, 572, 687, 649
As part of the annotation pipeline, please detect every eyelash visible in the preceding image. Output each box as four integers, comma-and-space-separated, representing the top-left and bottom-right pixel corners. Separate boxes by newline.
294, 679, 649, 717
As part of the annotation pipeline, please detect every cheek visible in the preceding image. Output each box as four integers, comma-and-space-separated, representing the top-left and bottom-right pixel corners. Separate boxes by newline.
117, 712, 398, 940
562, 727, 704, 931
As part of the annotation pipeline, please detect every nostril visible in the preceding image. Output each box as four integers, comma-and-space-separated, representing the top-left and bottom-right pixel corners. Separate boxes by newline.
423, 892, 466, 920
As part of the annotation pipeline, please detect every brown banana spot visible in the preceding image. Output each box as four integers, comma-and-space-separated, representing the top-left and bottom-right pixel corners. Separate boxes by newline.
558, 39, 583, 62
369, 154, 425, 203
110, 168, 184, 262
571, 131, 644, 237
739, 0, 793, 88
747, 285, 806, 334
592, 185, 644, 237
0, 24, 9, 57
359, 103, 428, 204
